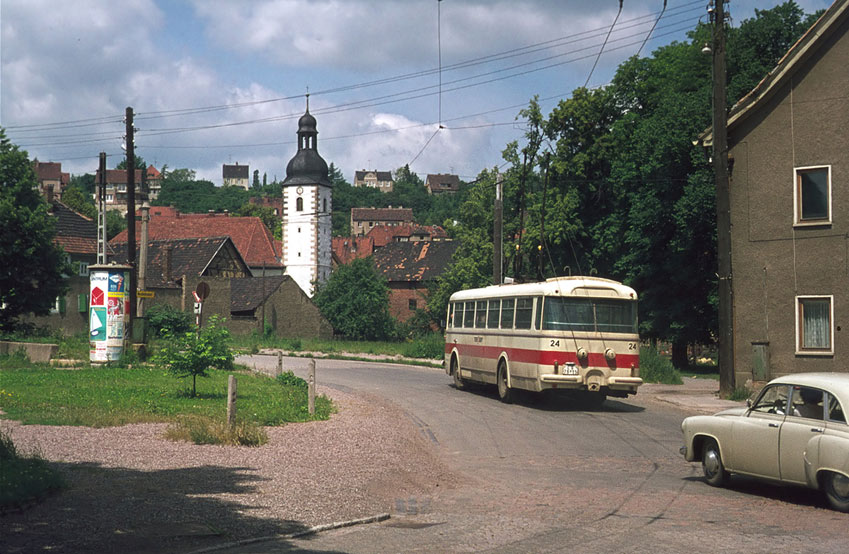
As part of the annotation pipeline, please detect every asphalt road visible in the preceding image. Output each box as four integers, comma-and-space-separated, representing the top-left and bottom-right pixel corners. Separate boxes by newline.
226, 355, 848, 553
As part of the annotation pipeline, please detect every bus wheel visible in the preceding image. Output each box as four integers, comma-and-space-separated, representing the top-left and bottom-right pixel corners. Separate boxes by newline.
451, 356, 465, 390
497, 361, 513, 404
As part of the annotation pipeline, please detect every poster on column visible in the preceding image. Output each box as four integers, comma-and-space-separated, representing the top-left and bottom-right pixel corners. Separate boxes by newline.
89, 268, 128, 362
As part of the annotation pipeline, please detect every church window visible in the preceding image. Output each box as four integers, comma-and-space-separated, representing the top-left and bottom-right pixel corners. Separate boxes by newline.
296, 197, 303, 211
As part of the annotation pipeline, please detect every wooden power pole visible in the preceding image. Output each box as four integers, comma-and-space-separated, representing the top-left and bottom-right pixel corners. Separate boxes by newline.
125, 107, 136, 343
712, 0, 734, 395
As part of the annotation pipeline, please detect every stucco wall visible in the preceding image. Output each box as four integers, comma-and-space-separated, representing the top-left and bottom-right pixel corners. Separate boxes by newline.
728, 16, 849, 383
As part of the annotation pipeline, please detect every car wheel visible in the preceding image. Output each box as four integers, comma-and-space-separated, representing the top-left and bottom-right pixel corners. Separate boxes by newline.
451, 355, 465, 391
702, 438, 728, 487
824, 472, 849, 513
497, 361, 513, 404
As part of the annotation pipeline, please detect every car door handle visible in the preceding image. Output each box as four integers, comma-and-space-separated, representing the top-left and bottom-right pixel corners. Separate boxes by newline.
811, 427, 824, 433
769, 423, 780, 428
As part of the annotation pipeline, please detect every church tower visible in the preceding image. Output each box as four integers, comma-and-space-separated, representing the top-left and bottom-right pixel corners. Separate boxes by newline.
281, 98, 332, 296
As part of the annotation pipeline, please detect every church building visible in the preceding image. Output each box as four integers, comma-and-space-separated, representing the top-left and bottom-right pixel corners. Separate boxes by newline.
281, 99, 333, 297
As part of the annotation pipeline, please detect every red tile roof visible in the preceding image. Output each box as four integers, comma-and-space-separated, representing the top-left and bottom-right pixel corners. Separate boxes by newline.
332, 236, 374, 265
50, 202, 98, 255
33, 161, 62, 182
366, 223, 449, 248
95, 169, 144, 184
110, 212, 282, 269
372, 241, 458, 282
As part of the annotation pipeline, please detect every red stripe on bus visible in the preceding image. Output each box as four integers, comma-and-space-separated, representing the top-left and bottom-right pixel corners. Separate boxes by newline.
445, 343, 639, 369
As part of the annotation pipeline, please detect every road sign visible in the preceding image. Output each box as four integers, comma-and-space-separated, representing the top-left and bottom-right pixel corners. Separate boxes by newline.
194, 302, 202, 315
196, 281, 210, 301
137, 290, 154, 299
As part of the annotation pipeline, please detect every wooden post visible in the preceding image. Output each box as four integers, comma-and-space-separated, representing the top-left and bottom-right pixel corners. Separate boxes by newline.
308, 359, 316, 416
227, 375, 237, 429
277, 351, 283, 377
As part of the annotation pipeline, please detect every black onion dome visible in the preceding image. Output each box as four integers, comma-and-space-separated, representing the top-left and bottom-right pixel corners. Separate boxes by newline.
298, 111, 317, 132
283, 108, 331, 187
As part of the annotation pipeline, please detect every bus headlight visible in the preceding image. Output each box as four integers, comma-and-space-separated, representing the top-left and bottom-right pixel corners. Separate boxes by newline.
604, 348, 616, 362
577, 348, 588, 362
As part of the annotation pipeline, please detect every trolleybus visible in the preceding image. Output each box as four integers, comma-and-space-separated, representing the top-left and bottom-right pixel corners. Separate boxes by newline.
444, 276, 642, 404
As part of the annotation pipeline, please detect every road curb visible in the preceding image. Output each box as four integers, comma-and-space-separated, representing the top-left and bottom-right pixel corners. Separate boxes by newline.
187, 513, 391, 553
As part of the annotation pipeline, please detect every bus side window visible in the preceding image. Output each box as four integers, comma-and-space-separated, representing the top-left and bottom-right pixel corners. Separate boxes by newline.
463, 301, 474, 328
515, 297, 533, 329
501, 298, 515, 329
448, 303, 455, 328
534, 297, 543, 330
475, 300, 487, 328
487, 299, 500, 328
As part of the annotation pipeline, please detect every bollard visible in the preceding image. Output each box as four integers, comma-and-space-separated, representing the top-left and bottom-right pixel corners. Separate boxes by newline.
277, 351, 283, 377
227, 375, 237, 430
308, 359, 316, 416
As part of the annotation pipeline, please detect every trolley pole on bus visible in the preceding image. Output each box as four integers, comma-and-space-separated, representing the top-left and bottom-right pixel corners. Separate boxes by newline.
493, 172, 503, 285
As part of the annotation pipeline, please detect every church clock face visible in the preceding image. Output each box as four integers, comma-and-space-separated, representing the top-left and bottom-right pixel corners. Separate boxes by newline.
296, 186, 303, 194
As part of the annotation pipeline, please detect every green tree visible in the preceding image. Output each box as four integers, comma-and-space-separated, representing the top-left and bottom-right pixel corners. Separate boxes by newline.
106, 210, 127, 240
155, 315, 234, 397
0, 130, 68, 332
313, 257, 394, 340
61, 184, 97, 219
116, 156, 147, 171
236, 202, 280, 240
68, 173, 95, 197
427, 168, 498, 323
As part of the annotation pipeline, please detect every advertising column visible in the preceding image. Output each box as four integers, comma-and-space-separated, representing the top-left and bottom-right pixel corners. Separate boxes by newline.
89, 264, 131, 363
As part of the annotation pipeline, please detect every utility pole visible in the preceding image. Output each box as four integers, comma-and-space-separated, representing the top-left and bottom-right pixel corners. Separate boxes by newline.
125, 107, 136, 343
493, 172, 503, 285
97, 153, 107, 264
711, 0, 734, 395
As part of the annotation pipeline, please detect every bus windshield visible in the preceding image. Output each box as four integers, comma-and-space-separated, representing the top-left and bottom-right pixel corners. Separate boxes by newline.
542, 297, 637, 334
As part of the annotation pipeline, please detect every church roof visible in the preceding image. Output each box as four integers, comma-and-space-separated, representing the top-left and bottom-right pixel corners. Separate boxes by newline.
283, 106, 331, 187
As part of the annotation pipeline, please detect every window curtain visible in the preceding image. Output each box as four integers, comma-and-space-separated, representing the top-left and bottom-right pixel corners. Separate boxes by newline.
802, 299, 830, 349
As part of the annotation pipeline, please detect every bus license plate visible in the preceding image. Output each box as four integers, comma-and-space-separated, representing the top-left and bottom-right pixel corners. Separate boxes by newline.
563, 365, 579, 375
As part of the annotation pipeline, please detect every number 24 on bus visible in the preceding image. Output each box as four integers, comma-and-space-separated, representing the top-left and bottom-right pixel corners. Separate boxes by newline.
444, 276, 642, 405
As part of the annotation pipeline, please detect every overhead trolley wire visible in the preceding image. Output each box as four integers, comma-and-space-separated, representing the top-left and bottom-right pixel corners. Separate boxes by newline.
585, 0, 624, 88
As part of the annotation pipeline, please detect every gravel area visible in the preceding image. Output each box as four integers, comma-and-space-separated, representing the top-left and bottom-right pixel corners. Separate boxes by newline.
1, 386, 457, 553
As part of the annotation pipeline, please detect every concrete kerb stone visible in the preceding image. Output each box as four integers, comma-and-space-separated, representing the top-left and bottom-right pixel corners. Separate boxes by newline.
642, 377, 746, 414
186, 513, 391, 554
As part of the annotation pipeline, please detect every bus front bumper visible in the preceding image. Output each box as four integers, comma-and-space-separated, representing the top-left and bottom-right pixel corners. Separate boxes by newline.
539, 374, 643, 391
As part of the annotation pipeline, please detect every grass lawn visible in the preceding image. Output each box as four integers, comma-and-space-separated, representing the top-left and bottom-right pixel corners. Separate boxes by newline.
0, 362, 333, 427
231, 333, 445, 360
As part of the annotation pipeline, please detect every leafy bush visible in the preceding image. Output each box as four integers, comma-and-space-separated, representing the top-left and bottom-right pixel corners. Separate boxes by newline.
401, 333, 445, 359
639, 345, 683, 384
146, 304, 193, 338
155, 315, 234, 397
313, 257, 394, 340
164, 416, 268, 446
0, 430, 65, 509
276, 370, 307, 389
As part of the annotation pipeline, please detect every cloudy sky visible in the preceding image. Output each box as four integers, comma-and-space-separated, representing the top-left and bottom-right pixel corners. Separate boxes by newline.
1, 0, 832, 185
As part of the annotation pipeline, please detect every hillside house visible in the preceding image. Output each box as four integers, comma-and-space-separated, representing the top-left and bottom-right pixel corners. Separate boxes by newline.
350, 206, 414, 236
354, 170, 394, 193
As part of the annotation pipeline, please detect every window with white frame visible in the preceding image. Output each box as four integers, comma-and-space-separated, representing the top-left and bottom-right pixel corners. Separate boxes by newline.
794, 166, 831, 225
796, 295, 833, 355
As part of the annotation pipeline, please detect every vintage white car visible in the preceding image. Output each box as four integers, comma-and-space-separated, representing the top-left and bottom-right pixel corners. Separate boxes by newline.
681, 373, 849, 512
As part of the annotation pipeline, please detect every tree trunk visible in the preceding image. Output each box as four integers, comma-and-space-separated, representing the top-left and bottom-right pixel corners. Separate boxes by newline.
671, 340, 689, 370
